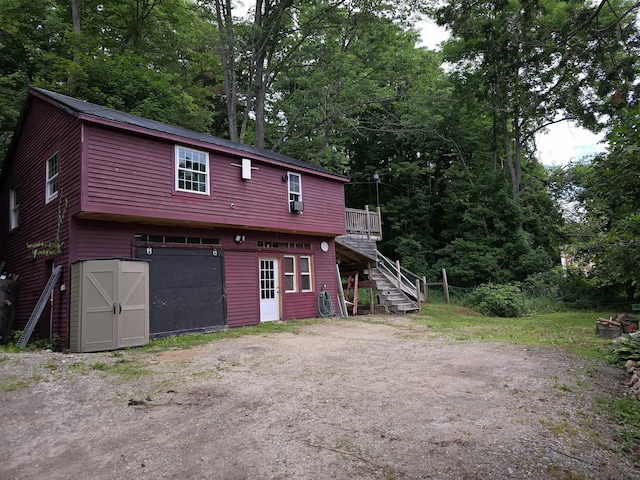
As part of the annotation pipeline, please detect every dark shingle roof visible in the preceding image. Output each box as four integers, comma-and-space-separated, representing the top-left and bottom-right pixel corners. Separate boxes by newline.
32, 88, 345, 179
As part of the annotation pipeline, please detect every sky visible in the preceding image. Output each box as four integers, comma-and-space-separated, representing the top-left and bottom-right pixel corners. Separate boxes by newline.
416, 18, 608, 167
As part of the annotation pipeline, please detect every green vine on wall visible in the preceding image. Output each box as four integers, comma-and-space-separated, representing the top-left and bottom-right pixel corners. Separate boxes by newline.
27, 194, 68, 258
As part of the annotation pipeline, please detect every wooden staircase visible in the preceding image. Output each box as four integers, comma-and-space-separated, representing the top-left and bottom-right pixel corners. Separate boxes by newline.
369, 267, 420, 315
336, 207, 424, 316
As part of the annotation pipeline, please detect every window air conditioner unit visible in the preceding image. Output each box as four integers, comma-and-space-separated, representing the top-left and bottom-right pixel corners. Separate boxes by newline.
291, 201, 304, 213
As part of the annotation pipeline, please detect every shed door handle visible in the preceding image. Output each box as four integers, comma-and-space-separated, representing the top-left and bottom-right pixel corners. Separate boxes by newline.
119, 303, 122, 314
113, 303, 116, 315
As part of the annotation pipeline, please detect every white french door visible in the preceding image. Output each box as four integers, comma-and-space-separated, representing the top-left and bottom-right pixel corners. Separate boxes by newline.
259, 258, 280, 322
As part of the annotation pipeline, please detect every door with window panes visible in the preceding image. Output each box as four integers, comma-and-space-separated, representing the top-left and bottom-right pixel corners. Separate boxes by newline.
259, 258, 280, 322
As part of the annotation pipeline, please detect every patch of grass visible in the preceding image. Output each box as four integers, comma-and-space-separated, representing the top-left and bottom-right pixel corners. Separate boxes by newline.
545, 464, 590, 480
415, 304, 613, 359
0, 373, 45, 392
541, 419, 581, 439
41, 361, 59, 372
191, 369, 222, 379
68, 362, 88, 373
611, 397, 640, 452
142, 318, 330, 353
90, 359, 151, 378
90, 361, 109, 371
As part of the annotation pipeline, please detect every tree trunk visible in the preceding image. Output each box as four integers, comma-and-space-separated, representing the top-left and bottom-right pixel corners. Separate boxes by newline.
214, 0, 239, 142
68, 0, 82, 88
501, 109, 522, 200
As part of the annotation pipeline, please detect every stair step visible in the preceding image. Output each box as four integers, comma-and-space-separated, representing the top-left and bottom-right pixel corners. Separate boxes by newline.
369, 266, 419, 316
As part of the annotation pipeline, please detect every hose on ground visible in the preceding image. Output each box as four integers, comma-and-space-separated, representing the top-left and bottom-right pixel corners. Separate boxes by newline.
318, 290, 336, 318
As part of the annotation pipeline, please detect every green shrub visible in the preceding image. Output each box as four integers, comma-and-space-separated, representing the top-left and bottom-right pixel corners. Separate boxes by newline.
523, 268, 564, 299
609, 335, 640, 365
466, 283, 528, 317
0, 331, 62, 352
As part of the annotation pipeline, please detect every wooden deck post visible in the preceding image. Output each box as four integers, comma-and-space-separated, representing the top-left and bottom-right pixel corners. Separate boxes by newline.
395, 260, 401, 287
368, 262, 375, 314
353, 272, 359, 315
364, 205, 371, 238
442, 268, 450, 304
336, 265, 348, 317
415, 279, 421, 307
422, 276, 427, 303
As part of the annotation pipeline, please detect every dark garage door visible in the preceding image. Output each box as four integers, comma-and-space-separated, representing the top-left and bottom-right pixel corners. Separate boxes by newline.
136, 248, 227, 337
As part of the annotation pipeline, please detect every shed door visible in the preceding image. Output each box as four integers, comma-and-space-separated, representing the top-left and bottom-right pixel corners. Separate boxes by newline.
259, 258, 280, 322
136, 248, 226, 337
117, 261, 149, 347
81, 260, 118, 351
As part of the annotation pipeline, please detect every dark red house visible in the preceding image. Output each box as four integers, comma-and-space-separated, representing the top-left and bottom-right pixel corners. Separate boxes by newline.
0, 88, 349, 347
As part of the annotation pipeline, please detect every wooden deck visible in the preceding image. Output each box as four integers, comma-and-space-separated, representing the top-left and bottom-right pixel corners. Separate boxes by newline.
345, 206, 381, 239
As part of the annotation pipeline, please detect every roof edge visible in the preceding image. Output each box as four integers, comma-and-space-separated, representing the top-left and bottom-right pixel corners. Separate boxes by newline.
30, 87, 350, 182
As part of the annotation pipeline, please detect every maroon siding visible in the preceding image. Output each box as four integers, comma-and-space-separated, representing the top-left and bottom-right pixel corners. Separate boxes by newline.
224, 251, 260, 328
0, 99, 82, 345
82, 125, 346, 236
73, 220, 340, 329
1, 93, 345, 347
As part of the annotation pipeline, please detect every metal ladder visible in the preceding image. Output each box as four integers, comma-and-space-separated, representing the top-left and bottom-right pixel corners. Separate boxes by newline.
17, 265, 63, 347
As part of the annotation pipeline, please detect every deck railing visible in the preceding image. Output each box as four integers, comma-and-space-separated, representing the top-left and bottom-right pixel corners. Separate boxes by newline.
345, 206, 382, 239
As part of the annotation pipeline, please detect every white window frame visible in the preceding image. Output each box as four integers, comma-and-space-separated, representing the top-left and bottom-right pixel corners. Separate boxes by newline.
299, 255, 312, 292
9, 187, 19, 230
288, 172, 302, 212
46, 152, 59, 203
284, 255, 297, 292
175, 146, 209, 195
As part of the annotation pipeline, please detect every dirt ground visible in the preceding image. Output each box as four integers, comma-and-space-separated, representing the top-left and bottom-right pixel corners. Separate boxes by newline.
1, 316, 638, 480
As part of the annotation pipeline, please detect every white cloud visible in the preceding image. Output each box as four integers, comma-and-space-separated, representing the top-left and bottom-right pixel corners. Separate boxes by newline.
416, 18, 449, 50
535, 121, 607, 166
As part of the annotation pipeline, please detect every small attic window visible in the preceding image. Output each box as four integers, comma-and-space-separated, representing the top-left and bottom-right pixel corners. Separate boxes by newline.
9, 187, 19, 230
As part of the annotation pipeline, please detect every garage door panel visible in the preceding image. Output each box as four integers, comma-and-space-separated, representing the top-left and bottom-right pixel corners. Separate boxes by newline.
136, 248, 226, 337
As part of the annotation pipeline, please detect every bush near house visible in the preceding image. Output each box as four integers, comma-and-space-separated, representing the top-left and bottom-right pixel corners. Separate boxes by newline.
465, 283, 528, 318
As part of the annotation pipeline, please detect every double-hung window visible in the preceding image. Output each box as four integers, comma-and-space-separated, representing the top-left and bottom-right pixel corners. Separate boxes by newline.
9, 187, 19, 230
300, 256, 312, 292
288, 172, 302, 212
176, 146, 209, 194
284, 255, 297, 292
283, 255, 313, 293
46, 152, 59, 203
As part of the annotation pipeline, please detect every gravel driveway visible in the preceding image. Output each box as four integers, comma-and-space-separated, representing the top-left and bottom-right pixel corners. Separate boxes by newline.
0, 316, 638, 479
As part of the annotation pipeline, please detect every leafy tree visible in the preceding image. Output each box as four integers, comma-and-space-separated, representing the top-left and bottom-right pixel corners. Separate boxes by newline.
561, 101, 640, 302
433, 0, 640, 200
0, 0, 222, 166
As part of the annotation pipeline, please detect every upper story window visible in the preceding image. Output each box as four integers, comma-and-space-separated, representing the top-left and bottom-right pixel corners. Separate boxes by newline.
176, 146, 209, 195
9, 187, 19, 230
46, 152, 59, 203
288, 172, 303, 213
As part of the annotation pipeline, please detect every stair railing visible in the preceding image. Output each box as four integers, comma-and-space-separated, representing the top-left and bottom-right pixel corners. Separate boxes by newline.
375, 251, 424, 304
